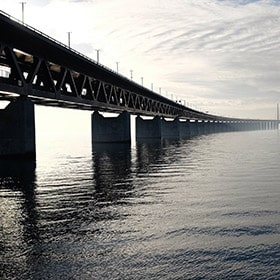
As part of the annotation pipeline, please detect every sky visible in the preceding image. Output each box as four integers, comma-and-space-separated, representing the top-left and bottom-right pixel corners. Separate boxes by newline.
1, 0, 280, 127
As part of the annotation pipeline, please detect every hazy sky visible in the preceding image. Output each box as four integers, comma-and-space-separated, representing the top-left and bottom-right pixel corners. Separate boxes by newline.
1, 0, 280, 121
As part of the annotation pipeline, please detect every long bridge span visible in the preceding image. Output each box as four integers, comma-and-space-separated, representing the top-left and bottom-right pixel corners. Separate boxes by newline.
0, 10, 278, 157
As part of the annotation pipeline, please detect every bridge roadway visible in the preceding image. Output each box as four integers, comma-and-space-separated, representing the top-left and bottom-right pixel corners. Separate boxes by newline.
0, 10, 262, 122
0, 10, 278, 157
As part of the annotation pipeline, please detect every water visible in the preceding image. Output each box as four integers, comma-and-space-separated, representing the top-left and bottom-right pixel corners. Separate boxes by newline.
1, 130, 280, 279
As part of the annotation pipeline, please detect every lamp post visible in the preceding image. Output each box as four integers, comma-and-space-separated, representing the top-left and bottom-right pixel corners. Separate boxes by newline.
130, 70, 133, 80
95, 49, 100, 63
116, 62, 119, 73
277, 104, 279, 128
19, 2, 27, 23
141, 77, 143, 86
67, 31, 72, 48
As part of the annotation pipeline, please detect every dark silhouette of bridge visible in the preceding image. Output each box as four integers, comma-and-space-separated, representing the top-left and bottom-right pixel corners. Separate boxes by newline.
0, 10, 278, 157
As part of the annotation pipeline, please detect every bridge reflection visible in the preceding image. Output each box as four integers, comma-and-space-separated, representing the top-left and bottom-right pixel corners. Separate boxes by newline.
0, 158, 38, 280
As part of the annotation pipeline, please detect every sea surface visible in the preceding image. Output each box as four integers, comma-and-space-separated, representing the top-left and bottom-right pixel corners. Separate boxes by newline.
0, 129, 280, 279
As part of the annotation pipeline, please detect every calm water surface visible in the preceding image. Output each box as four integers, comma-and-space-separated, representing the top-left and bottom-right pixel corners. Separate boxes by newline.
0, 130, 280, 279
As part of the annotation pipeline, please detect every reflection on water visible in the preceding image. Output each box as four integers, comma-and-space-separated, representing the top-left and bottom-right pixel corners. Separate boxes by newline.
0, 159, 37, 280
92, 143, 133, 204
136, 139, 179, 172
1, 131, 280, 279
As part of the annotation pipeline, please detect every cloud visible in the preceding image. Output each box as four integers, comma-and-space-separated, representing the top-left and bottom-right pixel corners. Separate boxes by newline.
119, 0, 280, 118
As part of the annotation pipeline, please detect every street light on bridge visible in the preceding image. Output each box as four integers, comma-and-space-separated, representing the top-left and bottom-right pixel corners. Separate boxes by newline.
95, 49, 100, 63
116, 62, 119, 73
67, 31, 72, 48
130, 69, 133, 80
19, 2, 27, 23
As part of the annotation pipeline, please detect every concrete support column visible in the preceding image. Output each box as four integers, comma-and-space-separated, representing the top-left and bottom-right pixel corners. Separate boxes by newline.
248, 122, 252, 130
161, 118, 180, 138
239, 122, 244, 131
254, 122, 259, 130
211, 121, 219, 133
189, 121, 199, 136
215, 122, 221, 132
197, 121, 204, 135
205, 121, 212, 134
179, 120, 190, 138
92, 111, 131, 143
206, 121, 212, 134
220, 122, 228, 133
232, 122, 239, 131
0, 97, 35, 158
238, 122, 243, 131
136, 116, 161, 139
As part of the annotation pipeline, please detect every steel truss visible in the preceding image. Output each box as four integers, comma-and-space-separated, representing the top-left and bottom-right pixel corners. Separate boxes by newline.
0, 11, 270, 123
0, 43, 201, 119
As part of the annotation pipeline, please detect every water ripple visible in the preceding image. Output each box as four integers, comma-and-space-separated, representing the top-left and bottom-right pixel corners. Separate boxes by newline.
1, 131, 280, 279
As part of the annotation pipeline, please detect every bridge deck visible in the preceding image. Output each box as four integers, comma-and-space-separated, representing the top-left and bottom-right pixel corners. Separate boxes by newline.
0, 10, 273, 123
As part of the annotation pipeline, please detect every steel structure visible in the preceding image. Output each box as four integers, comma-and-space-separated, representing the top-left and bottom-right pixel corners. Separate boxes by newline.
0, 10, 270, 123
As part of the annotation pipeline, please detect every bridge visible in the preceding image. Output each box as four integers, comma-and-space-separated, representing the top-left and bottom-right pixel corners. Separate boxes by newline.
0, 10, 278, 157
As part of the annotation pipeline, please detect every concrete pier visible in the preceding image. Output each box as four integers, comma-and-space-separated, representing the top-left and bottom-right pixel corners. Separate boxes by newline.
92, 111, 131, 143
0, 97, 35, 157
136, 116, 161, 139
136, 116, 184, 139
179, 120, 191, 138
142, 115, 273, 142
197, 121, 205, 135
161, 118, 180, 138
189, 121, 199, 137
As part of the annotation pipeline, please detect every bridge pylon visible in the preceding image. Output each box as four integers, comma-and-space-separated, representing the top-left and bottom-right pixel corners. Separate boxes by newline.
91, 111, 131, 143
0, 97, 35, 157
